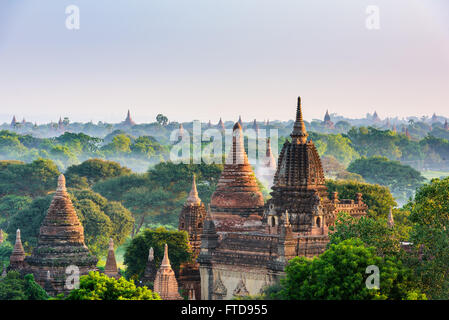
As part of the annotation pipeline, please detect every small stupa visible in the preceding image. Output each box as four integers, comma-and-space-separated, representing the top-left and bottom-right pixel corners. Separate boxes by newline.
9, 229, 26, 271
141, 247, 157, 285
25, 174, 98, 295
104, 238, 120, 279
153, 244, 183, 300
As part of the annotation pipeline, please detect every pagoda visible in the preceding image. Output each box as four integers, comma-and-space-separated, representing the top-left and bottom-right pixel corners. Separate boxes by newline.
11, 116, 17, 127
25, 174, 98, 295
257, 137, 277, 187
123, 110, 136, 126
104, 238, 120, 279
178, 174, 206, 300
210, 121, 265, 231
217, 118, 225, 132
153, 244, 183, 300
8, 229, 26, 271
323, 110, 334, 128
141, 247, 157, 285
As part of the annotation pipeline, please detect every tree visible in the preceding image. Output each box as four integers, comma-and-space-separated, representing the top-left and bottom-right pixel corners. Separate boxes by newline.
347, 156, 425, 204
278, 239, 425, 300
61, 271, 160, 300
124, 227, 192, 280
156, 114, 168, 126
325, 180, 397, 219
328, 212, 406, 257
65, 158, 132, 188
406, 177, 449, 299
0, 195, 32, 224
93, 162, 222, 232
0, 271, 48, 300
0, 158, 60, 198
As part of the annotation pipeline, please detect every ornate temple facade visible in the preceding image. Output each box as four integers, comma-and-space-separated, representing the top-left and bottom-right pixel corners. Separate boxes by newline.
196, 97, 367, 300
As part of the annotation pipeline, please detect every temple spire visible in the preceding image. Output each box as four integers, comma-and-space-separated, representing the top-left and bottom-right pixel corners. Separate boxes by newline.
154, 243, 183, 299
186, 174, 201, 205
104, 238, 119, 279
161, 243, 171, 267
9, 229, 25, 270
57, 174, 67, 193
149, 247, 154, 261
290, 96, 309, 144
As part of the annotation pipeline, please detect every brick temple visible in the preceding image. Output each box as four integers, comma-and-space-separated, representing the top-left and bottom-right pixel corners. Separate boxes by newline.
24, 174, 98, 295
191, 96, 367, 300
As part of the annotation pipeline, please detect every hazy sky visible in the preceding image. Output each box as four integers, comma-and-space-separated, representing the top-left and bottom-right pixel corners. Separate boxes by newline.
0, 0, 448, 124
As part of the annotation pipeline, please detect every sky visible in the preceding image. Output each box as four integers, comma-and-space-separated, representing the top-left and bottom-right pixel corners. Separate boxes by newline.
0, 0, 448, 124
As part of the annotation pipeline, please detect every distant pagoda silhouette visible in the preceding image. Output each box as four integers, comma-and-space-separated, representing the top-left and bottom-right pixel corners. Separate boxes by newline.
123, 110, 136, 126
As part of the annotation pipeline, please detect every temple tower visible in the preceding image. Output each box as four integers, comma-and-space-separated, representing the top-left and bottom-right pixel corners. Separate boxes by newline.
257, 137, 277, 187
210, 122, 265, 231
11, 116, 17, 128
141, 247, 157, 285
217, 118, 225, 132
268, 97, 335, 234
178, 174, 206, 300
25, 174, 98, 295
123, 110, 136, 126
444, 120, 449, 131
179, 174, 206, 257
153, 244, 183, 300
104, 238, 120, 279
9, 229, 26, 271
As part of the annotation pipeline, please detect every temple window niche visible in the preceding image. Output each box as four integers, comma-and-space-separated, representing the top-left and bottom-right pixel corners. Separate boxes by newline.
316, 217, 321, 228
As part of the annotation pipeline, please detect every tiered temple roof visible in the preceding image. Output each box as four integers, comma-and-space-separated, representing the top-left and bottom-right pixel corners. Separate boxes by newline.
153, 244, 183, 300
210, 122, 264, 231
104, 238, 120, 279
25, 174, 98, 295
178, 175, 206, 300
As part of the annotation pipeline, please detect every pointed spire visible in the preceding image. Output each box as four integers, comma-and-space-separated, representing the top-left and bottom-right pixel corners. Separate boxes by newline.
154, 243, 182, 299
148, 247, 154, 261
387, 207, 394, 227
11, 116, 17, 127
291, 96, 309, 144
226, 122, 248, 165
57, 174, 67, 193
444, 119, 449, 131
104, 238, 119, 279
161, 243, 171, 267
9, 229, 25, 270
186, 174, 201, 205
238, 115, 243, 127
324, 109, 331, 122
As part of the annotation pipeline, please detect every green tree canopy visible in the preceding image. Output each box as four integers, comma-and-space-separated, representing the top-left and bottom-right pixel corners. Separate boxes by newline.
0, 158, 60, 198
65, 158, 132, 188
124, 227, 192, 281
325, 179, 397, 219
61, 271, 160, 300
347, 156, 425, 203
278, 239, 425, 300
406, 177, 449, 299
0, 272, 48, 300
